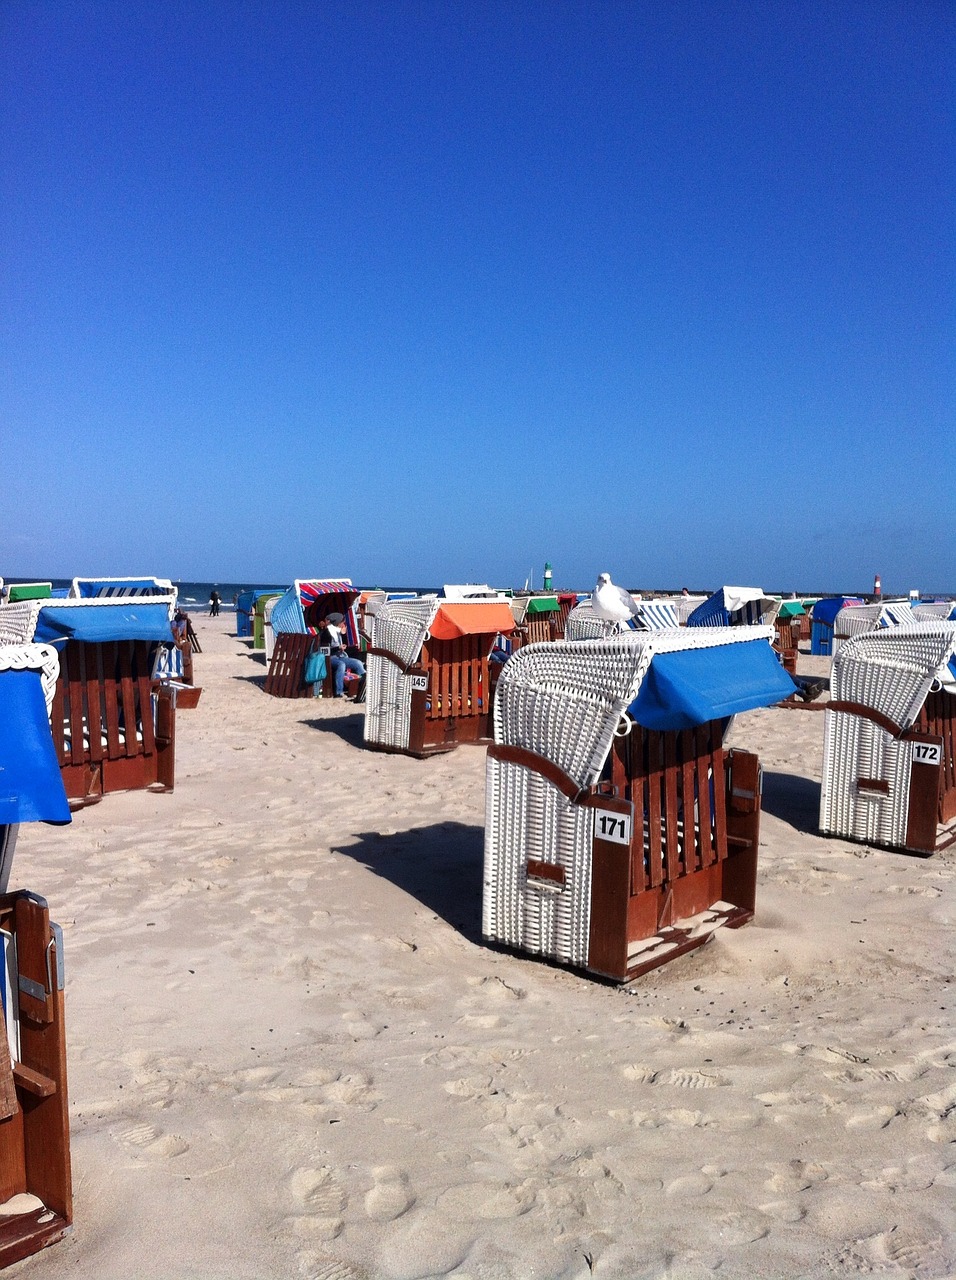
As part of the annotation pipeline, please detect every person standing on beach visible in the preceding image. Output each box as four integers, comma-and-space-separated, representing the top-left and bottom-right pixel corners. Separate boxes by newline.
208, 589, 221, 616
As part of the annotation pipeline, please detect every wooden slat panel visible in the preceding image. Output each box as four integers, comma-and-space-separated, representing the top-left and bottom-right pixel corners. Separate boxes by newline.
662, 732, 680, 884
83, 645, 104, 764
645, 729, 664, 889
695, 724, 717, 868
680, 730, 698, 872
102, 643, 123, 759
135, 644, 156, 755
117, 643, 140, 759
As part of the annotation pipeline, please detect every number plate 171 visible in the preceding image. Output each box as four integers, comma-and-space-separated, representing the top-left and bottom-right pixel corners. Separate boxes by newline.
594, 809, 632, 845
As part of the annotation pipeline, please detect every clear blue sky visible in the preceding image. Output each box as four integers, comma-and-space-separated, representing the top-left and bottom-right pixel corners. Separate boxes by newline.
2, 1, 952, 594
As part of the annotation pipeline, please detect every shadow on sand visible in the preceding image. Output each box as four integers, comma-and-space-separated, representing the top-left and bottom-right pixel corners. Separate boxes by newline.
302, 713, 366, 747
332, 821, 485, 943
761, 770, 821, 836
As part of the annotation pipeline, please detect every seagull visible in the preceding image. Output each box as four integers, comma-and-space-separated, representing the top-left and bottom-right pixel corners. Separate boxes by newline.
591, 573, 640, 626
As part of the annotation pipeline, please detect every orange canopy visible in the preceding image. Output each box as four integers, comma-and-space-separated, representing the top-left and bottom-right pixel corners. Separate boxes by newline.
430, 602, 516, 640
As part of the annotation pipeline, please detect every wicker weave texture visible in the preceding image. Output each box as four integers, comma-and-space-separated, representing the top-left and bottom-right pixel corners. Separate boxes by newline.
831, 624, 956, 731
564, 604, 629, 641
483, 754, 593, 964
819, 624, 956, 846
363, 598, 437, 750
820, 712, 913, 846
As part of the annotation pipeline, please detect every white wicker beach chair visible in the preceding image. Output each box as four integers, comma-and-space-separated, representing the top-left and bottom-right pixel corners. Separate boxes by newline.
564, 602, 634, 641
365, 597, 515, 756
831, 601, 919, 658
819, 623, 956, 854
913, 601, 956, 622
483, 625, 796, 981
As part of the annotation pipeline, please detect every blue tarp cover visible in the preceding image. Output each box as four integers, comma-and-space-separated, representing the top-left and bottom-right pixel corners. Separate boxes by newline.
33, 604, 173, 644
626, 640, 798, 730
0, 669, 71, 824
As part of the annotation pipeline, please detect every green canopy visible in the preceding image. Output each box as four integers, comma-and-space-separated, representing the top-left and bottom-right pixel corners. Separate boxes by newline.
525, 595, 560, 615
777, 600, 806, 619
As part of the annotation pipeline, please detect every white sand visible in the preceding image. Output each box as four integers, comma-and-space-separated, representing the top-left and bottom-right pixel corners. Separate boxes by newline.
9, 617, 955, 1279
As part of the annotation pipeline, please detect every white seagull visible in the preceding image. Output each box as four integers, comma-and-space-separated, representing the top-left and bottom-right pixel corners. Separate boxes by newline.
591, 572, 640, 625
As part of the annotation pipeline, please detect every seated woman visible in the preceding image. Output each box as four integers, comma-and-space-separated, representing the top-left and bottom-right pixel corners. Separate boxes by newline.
319, 612, 366, 700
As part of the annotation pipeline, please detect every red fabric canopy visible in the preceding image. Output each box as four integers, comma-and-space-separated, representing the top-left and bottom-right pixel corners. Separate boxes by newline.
430, 602, 516, 640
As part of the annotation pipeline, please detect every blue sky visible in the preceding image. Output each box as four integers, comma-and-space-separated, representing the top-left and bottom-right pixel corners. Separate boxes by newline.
2, 1, 952, 594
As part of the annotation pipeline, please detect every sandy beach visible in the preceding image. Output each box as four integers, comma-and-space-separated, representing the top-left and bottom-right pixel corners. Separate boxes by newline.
8, 614, 955, 1280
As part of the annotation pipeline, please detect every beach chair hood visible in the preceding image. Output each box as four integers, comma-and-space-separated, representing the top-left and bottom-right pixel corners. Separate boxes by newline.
0, 645, 71, 825
428, 602, 515, 640
831, 623, 956, 733
32, 602, 175, 645
270, 580, 360, 645
70, 577, 174, 598
686, 587, 778, 628
494, 626, 796, 795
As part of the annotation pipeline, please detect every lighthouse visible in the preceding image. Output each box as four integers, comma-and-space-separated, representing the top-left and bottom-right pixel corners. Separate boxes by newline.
543, 562, 553, 592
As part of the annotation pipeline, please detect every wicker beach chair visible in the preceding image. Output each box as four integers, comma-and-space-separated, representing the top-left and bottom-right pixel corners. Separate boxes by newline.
509, 595, 564, 648
0, 596, 178, 806
913, 601, 956, 622
831, 601, 918, 659
0, 645, 73, 1264
686, 586, 780, 629
819, 623, 956, 855
264, 580, 361, 698
364, 597, 516, 756
810, 597, 864, 655
483, 626, 797, 982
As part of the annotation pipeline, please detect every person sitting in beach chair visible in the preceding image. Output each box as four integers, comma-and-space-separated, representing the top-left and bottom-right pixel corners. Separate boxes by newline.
320, 612, 366, 701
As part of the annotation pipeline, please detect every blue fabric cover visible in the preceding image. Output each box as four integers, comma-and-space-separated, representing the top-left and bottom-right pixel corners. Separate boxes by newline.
0, 669, 71, 824
33, 604, 174, 644
626, 640, 798, 730
812, 597, 861, 625
269, 587, 306, 635
686, 595, 732, 628
76, 578, 166, 597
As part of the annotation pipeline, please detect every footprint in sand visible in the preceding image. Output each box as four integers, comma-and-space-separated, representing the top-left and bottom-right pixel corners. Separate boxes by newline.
116, 1122, 190, 1159
436, 1180, 536, 1220
765, 1160, 830, 1194
664, 1173, 713, 1198
296, 1258, 364, 1280
844, 1105, 898, 1130
714, 1209, 770, 1244
620, 1064, 726, 1088
919, 1079, 956, 1144
286, 1166, 347, 1242
858, 1224, 947, 1274
364, 1166, 414, 1222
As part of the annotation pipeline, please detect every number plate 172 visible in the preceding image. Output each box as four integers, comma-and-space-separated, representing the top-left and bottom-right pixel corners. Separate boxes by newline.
594, 809, 632, 845
913, 742, 942, 765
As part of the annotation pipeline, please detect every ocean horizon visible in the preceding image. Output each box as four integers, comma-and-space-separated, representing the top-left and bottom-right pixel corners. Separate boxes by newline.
3, 576, 952, 609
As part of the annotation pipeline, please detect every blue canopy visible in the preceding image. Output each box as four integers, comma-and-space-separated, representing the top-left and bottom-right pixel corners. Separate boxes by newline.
75, 578, 169, 597
812, 597, 863, 625
33, 604, 174, 645
0, 670, 71, 824
626, 640, 798, 730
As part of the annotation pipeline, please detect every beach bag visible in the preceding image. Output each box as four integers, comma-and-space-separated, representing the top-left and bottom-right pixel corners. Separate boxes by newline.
304, 651, 327, 686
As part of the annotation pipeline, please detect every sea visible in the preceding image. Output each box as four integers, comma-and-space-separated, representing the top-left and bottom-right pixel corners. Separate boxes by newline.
2, 579, 441, 612
3, 577, 951, 610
